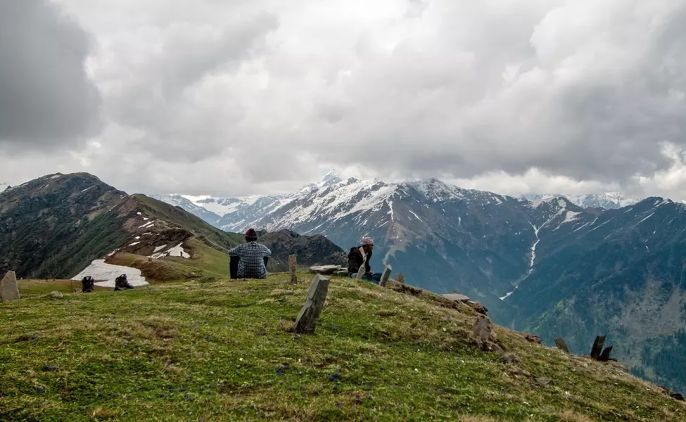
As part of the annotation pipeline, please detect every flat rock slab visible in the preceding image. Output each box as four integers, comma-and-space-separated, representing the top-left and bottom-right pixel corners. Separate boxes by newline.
309, 265, 344, 275
442, 293, 471, 302
1, 271, 20, 302
294, 275, 330, 334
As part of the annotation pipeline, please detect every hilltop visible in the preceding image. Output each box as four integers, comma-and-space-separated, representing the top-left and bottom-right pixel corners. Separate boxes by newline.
1, 273, 684, 420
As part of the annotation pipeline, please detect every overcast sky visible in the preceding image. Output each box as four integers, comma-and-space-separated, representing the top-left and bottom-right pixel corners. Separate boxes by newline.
1, 0, 685, 199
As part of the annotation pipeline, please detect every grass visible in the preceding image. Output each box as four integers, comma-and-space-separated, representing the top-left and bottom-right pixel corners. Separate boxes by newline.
1, 273, 684, 421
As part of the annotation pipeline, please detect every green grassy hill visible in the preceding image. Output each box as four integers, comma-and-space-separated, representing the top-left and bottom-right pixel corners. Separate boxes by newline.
1, 274, 684, 421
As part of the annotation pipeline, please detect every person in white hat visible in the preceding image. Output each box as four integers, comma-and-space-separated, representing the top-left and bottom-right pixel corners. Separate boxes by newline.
347, 236, 381, 283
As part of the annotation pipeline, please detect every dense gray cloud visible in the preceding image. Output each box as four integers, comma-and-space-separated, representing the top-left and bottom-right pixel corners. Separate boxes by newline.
0, 0, 100, 147
1, 0, 686, 200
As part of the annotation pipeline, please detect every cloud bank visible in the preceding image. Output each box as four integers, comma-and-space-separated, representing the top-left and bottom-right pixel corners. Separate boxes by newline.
1, 0, 685, 200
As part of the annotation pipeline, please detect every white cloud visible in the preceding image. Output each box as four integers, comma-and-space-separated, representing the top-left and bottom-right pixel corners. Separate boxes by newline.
1, 0, 685, 200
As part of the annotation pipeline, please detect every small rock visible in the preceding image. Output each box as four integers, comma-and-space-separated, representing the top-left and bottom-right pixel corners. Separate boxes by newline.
500, 353, 520, 364
41, 364, 59, 372
524, 333, 542, 344
275, 364, 289, 376
536, 376, 552, 386
328, 372, 341, 382
49, 291, 64, 299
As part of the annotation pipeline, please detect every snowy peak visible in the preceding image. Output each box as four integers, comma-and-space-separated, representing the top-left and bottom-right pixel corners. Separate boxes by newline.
319, 170, 343, 188
524, 193, 636, 210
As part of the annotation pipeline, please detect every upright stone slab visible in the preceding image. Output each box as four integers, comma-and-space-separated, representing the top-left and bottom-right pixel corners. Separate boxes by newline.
288, 255, 298, 284
590, 335, 605, 360
379, 265, 392, 287
0, 271, 20, 302
472, 315, 492, 343
555, 337, 570, 354
294, 275, 330, 334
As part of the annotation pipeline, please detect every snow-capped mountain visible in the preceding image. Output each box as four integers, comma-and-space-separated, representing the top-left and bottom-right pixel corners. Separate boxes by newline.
151, 194, 223, 225
0, 182, 9, 193
523, 193, 636, 209
156, 172, 686, 392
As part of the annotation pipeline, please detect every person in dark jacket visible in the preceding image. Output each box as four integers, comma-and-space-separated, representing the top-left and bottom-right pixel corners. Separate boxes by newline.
229, 228, 272, 279
347, 236, 381, 283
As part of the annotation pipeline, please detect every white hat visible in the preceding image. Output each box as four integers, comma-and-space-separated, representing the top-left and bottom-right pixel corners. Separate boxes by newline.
361, 236, 374, 246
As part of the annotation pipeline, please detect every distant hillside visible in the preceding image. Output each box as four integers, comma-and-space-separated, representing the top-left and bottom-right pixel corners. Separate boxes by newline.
0, 173, 243, 279
258, 229, 346, 271
0, 173, 348, 282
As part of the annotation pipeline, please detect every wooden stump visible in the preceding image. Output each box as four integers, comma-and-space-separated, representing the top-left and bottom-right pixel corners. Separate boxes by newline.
379, 265, 392, 287
294, 275, 330, 334
288, 255, 297, 284
555, 337, 570, 353
0, 271, 20, 302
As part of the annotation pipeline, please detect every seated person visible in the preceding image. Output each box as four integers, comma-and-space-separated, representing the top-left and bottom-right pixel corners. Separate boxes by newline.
229, 228, 272, 279
347, 236, 382, 283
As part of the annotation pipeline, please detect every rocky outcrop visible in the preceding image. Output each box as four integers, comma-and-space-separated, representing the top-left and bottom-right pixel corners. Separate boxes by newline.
258, 229, 346, 271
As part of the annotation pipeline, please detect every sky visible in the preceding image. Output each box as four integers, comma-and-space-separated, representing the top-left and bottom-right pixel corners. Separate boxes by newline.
1, 0, 686, 199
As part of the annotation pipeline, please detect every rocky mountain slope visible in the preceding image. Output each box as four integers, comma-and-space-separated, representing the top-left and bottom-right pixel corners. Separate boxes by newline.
159, 173, 686, 393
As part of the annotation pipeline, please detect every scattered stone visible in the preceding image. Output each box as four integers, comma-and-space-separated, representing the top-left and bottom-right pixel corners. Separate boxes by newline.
598, 345, 613, 362
471, 315, 502, 351
442, 293, 471, 302
500, 353, 520, 364
389, 281, 423, 296
293, 275, 330, 334
289, 255, 298, 284
590, 336, 613, 361
275, 364, 289, 376
536, 376, 552, 386
0, 270, 20, 302
48, 291, 64, 299
555, 337, 570, 353
590, 335, 605, 359
379, 265, 392, 287
524, 334, 542, 344
472, 315, 492, 343
660, 386, 685, 401
41, 364, 59, 372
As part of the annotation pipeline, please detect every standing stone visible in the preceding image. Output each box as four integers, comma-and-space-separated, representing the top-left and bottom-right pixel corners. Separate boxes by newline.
379, 265, 392, 287
294, 275, 330, 334
472, 315, 493, 343
288, 255, 298, 284
0, 271, 20, 302
555, 337, 570, 354
590, 335, 605, 360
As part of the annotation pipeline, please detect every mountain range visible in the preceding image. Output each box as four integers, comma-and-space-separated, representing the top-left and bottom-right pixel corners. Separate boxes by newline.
157, 172, 686, 393
0, 173, 344, 282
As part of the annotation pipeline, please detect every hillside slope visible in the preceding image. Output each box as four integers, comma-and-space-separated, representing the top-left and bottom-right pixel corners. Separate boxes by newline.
1, 274, 684, 420
0, 173, 245, 279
